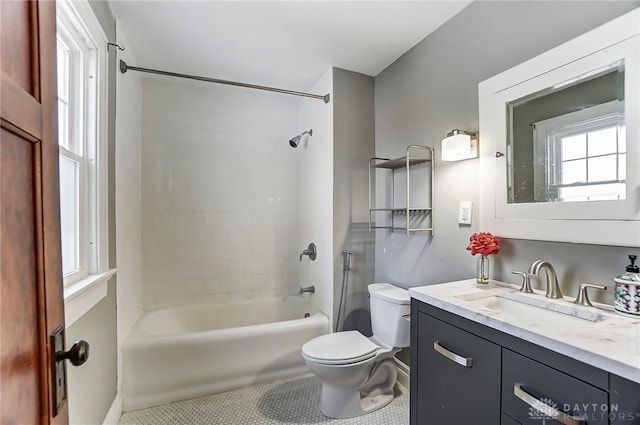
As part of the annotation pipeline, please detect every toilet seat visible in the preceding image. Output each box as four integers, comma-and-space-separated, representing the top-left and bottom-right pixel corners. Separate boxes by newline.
302, 331, 379, 365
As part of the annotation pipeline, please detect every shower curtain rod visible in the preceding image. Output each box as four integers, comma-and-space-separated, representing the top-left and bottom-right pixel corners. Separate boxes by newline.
119, 60, 330, 103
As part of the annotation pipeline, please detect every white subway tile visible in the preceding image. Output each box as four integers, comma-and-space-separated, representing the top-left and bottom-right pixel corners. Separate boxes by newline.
219, 276, 238, 292
140, 78, 306, 304
142, 298, 158, 310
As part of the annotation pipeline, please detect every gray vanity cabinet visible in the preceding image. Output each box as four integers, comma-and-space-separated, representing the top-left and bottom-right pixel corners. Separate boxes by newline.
412, 310, 501, 424
411, 299, 640, 425
502, 349, 608, 424
610, 375, 640, 425
502, 413, 523, 425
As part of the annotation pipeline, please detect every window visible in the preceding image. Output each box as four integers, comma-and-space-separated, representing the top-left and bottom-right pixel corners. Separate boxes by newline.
533, 100, 625, 202
553, 123, 625, 202
56, 0, 109, 293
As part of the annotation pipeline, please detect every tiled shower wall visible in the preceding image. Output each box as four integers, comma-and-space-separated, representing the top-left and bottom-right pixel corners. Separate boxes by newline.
140, 79, 301, 308
298, 69, 334, 322
115, 25, 143, 388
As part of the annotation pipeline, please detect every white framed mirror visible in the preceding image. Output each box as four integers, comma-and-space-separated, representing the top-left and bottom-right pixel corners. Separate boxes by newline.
479, 8, 640, 247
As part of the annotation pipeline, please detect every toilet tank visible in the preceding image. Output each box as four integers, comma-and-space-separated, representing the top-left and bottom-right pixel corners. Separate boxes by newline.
368, 283, 410, 348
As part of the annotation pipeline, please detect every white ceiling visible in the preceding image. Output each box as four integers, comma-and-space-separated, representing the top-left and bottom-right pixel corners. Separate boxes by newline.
108, 1, 471, 91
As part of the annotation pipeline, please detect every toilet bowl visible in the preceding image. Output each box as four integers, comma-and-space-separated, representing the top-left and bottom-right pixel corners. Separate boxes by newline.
301, 283, 410, 418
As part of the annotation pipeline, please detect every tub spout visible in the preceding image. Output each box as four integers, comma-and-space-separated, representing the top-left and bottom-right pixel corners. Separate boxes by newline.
299, 285, 315, 294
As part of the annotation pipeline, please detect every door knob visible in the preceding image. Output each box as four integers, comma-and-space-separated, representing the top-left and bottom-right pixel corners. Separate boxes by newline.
56, 340, 90, 366
51, 327, 90, 415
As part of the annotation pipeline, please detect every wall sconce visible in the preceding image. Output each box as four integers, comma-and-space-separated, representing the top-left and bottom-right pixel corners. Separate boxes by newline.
441, 129, 478, 161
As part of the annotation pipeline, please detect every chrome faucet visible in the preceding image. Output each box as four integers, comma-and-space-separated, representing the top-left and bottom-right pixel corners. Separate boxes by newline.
299, 243, 317, 261
527, 260, 562, 299
299, 285, 315, 294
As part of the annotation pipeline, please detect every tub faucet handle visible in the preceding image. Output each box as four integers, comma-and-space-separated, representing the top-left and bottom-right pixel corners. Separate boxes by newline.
299, 243, 317, 261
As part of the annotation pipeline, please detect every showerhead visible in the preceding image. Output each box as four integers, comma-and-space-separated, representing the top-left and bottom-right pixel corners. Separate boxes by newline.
289, 129, 313, 148
289, 136, 301, 148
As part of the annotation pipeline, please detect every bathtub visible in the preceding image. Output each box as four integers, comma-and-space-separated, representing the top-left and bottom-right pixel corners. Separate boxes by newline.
121, 296, 329, 411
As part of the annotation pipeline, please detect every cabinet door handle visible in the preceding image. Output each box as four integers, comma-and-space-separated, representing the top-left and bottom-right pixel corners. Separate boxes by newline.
513, 383, 584, 425
433, 341, 472, 368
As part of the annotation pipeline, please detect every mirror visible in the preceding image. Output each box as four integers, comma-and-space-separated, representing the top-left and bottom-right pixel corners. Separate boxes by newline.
478, 8, 639, 247
507, 62, 625, 204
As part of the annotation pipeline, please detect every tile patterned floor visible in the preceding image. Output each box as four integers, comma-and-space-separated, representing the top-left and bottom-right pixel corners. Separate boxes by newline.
119, 374, 408, 425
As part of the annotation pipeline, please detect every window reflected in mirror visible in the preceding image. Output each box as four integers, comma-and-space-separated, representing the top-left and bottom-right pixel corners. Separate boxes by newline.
507, 61, 625, 203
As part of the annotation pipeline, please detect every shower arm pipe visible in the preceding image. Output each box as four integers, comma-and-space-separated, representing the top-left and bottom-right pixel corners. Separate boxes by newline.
119, 60, 330, 103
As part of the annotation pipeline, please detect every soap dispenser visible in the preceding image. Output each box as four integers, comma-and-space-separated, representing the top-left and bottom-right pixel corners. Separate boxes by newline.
614, 254, 640, 317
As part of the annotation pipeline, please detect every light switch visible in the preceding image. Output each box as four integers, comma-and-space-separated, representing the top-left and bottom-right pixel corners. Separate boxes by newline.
459, 201, 472, 225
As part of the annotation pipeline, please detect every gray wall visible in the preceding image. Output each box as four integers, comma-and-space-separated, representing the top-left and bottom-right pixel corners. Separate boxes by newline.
374, 1, 640, 305
332, 68, 375, 335
66, 1, 118, 423
66, 284, 117, 424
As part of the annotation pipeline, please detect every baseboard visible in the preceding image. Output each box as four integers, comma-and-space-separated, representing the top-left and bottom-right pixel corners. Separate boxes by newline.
394, 358, 410, 390
102, 394, 122, 425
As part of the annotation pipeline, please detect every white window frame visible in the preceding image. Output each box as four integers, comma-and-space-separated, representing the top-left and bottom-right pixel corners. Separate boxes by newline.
57, 0, 114, 326
531, 100, 625, 202
57, 17, 89, 283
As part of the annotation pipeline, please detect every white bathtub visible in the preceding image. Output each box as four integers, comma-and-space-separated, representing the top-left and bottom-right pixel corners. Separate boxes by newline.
121, 296, 329, 411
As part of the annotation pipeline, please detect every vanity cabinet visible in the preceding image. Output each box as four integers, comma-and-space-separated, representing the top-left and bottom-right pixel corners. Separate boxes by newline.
413, 310, 501, 425
610, 375, 640, 425
411, 299, 640, 425
502, 349, 608, 424
501, 413, 523, 425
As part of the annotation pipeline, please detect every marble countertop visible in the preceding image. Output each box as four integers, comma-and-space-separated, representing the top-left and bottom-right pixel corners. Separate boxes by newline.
409, 279, 640, 384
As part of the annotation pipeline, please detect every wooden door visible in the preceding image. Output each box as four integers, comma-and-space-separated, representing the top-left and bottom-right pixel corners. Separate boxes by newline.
1, 1, 67, 424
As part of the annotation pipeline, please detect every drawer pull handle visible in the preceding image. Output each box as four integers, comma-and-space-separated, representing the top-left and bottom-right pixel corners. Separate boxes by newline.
433, 341, 472, 368
513, 383, 584, 425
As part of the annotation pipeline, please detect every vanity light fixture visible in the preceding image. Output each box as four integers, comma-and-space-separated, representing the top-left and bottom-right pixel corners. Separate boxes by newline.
441, 129, 478, 161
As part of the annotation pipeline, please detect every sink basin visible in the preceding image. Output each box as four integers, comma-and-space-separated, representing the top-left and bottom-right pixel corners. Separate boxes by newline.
469, 295, 596, 331
455, 289, 608, 333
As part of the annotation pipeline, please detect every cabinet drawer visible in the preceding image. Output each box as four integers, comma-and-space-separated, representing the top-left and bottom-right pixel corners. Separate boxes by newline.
502, 349, 608, 424
609, 374, 640, 425
414, 311, 501, 425
502, 413, 523, 425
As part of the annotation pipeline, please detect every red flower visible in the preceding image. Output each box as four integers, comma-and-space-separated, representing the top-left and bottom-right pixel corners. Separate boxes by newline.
466, 232, 500, 257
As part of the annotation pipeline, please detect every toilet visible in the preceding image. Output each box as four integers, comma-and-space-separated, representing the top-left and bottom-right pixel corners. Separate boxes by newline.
301, 283, 410, 418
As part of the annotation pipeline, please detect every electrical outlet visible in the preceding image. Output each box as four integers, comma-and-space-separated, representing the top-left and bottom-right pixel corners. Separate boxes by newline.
459, 202, 472, 225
